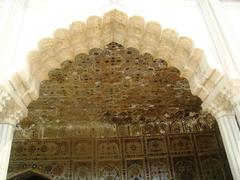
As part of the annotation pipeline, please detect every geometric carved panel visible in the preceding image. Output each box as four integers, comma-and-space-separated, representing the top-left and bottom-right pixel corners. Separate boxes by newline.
169, 135, 193, 154
172, 156, 199, 180
9, 132, 232, 180
124, 138, 144, 157
149, 157, 170, 180
194, 133, 219, 152
97, 139, 121, 159
97, 161, 121, 180
72, 161, 92, 180
200, 154, 228, 180
72, 139, 93, 159
10, 140, 70, 160
146, 136, 167, 155
8, 160, 70, 180
126, 159, 145, 180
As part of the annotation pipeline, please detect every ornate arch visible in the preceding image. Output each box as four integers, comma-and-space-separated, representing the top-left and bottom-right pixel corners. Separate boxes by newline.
1, 9, 225, 123
8, 169, 51, 180
1, 9, 239, 180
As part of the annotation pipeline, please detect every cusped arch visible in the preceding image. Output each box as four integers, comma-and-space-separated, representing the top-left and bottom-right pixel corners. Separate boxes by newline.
8, 9, 223, 114
8, 169, 51, 180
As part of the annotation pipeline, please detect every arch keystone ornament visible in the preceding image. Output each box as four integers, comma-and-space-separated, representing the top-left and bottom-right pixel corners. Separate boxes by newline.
0, 9, 240, 180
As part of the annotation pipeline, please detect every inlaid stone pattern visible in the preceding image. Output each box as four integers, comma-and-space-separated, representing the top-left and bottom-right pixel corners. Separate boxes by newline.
15, 110, 216, 139
16, 42, 215, 138
8, 132, 232, 180
10, 140, 70, 160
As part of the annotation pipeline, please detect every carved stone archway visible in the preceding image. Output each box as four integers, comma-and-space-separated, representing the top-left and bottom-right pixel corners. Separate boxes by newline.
7, 9, 223, 111
0, 9, 240, 180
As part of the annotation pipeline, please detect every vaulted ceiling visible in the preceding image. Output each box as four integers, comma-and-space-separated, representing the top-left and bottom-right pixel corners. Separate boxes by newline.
18, 43, 214, 137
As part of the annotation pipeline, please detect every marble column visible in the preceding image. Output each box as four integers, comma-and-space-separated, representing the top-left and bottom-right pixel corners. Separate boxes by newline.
224, 84, 240, 127
216, 112, 240, 179
232, 98, 240, 126
0, 84, 27, 180
0, 123, 15, 180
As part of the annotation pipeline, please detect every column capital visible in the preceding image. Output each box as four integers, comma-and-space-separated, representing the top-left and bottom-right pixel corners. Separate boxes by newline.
221, 79, 240, 106
202, 78, 240, 114
203, 94, 234, 119
0, 85, 27, 125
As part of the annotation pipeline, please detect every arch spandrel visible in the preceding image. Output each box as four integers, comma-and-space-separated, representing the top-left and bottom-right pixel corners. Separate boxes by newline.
5, 9, 223, 120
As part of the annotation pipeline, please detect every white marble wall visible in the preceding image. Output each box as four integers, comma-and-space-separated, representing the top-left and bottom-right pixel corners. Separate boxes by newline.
0, 124, 15, 180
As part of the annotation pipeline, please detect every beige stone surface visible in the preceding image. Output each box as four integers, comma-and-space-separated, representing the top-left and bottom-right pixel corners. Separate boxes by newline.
1, 9, 240, 125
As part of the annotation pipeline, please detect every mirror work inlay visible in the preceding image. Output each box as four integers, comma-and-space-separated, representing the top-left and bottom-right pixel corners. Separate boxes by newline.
9, 43, 232, 180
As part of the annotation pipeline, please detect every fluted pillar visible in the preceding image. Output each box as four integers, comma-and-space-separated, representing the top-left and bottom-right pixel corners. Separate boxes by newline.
0, 85, 27, 180
216, 113, 240, 179
235, 104, 240, 125
205, 96, 240, 180
231, 96, 240, 126
0, 123, 15, 180
222, 80, 240, 126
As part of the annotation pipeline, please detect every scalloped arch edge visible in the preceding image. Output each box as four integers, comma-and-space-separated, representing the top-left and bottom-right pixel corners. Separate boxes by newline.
1, 9, 225, 122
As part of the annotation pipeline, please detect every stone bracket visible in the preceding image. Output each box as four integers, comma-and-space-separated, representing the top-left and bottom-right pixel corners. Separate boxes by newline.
0, 83, 28, 125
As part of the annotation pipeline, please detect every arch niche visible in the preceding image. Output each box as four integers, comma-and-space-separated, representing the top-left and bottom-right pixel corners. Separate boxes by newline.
4, 9, 240, 180
8, 170, 51, 180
